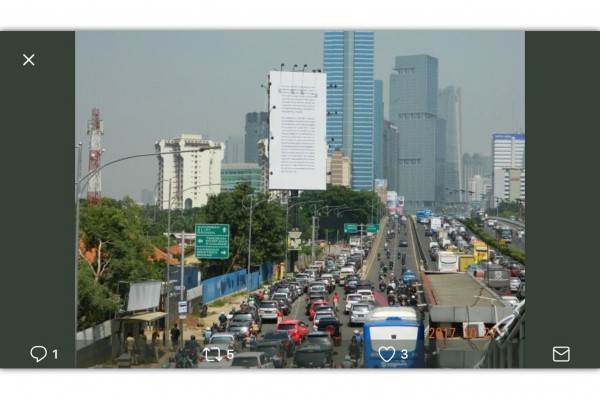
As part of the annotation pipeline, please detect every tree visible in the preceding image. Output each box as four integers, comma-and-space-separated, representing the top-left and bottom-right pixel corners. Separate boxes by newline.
202, 183, 286, 270
78, 197, 164, 328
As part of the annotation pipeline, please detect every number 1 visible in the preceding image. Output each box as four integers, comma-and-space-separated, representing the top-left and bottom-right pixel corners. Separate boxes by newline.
52, 349, 58, 359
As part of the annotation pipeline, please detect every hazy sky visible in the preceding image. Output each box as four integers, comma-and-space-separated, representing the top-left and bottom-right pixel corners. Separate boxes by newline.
76, 31, 524, 201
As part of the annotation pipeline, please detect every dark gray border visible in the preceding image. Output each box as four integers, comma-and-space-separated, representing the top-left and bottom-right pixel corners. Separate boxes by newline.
525, 31, 600, 367
0, 31, 75, 367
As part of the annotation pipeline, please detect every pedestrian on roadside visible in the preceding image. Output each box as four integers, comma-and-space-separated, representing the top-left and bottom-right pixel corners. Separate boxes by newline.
136, 329, 147, 364
151, 328, 160, 362
170, 323, 181, 350
125, 333, 137, 365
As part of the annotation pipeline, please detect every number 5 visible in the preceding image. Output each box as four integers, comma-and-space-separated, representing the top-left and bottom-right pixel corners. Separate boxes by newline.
227, 349, 234, 360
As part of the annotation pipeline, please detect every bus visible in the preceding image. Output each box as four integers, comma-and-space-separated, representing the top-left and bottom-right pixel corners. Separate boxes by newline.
498, 227, 512, 244
363, 316, 425, 368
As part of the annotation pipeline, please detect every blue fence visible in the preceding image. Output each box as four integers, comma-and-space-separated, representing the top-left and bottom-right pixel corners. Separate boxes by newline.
202, 263, 273, 303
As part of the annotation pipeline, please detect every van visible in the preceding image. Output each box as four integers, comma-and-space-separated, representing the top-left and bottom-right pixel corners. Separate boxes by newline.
338, 266, 355, 285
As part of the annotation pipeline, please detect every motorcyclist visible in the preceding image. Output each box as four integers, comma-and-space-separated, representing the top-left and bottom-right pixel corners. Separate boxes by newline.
387, 291, 396, 306
218, 312, 228, 331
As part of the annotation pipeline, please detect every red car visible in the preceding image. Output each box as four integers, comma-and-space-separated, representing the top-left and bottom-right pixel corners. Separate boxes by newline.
309, 300, 329, 320
276, 319, 310, 344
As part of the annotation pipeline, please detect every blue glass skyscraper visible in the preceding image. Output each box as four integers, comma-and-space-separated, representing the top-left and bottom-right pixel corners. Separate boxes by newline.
374, 79, 383, 179
324, 31, 375, 190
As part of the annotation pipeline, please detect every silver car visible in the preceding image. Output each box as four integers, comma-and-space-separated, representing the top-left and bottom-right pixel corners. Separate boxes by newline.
350, 303, 374, 325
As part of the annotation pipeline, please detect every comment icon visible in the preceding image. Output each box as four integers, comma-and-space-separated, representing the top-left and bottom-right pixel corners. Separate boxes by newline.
30, 345, 48, 363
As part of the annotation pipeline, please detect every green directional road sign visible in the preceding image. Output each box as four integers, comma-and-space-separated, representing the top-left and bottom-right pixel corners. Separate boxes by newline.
344, 223, 358, 234
366, 224, 379, 233
195, 224, 230, 259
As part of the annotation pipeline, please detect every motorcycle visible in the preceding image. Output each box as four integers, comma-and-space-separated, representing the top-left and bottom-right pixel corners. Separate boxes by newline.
379, 281, 386, 292
398, 294, 409, 307
387, 292, 397, 306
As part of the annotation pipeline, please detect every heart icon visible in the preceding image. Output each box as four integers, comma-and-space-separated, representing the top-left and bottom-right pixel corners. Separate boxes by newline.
378, 346, 395, 362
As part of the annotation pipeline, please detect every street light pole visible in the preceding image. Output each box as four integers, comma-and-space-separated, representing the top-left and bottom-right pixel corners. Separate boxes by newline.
247, 194, 254, 292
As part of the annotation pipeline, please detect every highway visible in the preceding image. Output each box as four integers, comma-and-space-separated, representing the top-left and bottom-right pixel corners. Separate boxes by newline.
229, 216, 422, 368
482, 218, 525, 254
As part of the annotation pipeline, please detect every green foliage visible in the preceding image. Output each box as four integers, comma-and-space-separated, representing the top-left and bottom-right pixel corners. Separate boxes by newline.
463, 218, 526, 264
295, 186, 385, 239
202, 183, 286, 269
78, 197, 164, 329
77, 261, 120, 330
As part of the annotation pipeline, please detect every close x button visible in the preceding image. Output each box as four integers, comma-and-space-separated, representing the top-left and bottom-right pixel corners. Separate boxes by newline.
22, 53, 35, 67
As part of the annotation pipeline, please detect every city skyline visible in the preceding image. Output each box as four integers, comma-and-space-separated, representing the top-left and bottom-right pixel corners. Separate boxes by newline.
75, 31, 524, 201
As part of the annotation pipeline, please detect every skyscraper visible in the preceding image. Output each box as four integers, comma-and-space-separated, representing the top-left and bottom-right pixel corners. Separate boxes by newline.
324, 31, 375, 190
382, 120, 399, 192
225, 135, 244, 164
492, 133, 525, 204
374, 79, 384, 179
389, 55, 439, 212
244, 112, 268, 163
156, 134, 224, 210
438, 86, 463, 202
462, 153, 492, 197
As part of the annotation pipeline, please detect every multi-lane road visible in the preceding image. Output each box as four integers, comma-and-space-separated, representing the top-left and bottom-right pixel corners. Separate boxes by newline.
254, 217, 421, 367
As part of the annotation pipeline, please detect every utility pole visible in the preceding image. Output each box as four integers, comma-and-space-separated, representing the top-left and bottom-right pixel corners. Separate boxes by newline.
165, 178, 172, 344
179, 229, 185, 347
311, 203, 317, 259
247, 194, 254, 292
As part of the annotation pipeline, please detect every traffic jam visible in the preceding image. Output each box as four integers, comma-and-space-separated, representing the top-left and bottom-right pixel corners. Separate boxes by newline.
189, 217, 426, 368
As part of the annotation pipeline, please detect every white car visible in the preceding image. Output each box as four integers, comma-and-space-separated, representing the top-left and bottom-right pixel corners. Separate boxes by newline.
356, 289, 375, 302
509, 278, 522, 293
344, 293, 363, 314
350, 303, 374, 325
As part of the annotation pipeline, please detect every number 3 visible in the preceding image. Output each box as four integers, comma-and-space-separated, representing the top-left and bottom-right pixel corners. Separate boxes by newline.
400, 349, 408, 359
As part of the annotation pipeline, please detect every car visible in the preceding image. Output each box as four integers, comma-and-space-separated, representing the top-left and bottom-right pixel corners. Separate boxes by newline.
356, 289, 375, 302
275, 286, 296, 301
509, 277, 522, 293
309, 300, 329, 320
349, 302, 374, 325
208, 333, 240, 352
315, 317, 342, 346
231, 312, 262, 331
344, 278, 359, 293
276, 319, 310, 344
271, 291, 291, 303
253, 339, 288, 368
399, 240, 408, 247
313, 310, 336, 328
304, 331, 334, 357
258, 300, 280, 323
228, 320, 252, 339
345, 293, 363, 314
262, 330, 295, 356
293, 344, 334, 368
308, 283, 327, 296
230, 352, 275, 369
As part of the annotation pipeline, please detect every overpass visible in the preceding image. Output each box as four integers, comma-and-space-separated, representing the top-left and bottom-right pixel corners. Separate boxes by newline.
409, 216, 522, 368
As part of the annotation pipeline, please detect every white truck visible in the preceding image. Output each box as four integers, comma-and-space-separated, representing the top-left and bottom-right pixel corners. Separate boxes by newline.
430, 217, 442, 231
437, 251, 459, 272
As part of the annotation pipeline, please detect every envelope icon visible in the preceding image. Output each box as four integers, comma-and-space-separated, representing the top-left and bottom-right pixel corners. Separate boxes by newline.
552, 346, 570, 363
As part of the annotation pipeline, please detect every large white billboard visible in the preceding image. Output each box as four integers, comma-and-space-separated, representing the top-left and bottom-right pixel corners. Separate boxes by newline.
268, 70, 327, 190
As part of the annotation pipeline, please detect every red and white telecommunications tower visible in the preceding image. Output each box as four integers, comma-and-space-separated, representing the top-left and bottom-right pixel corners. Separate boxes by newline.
87, 108, 104, 204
